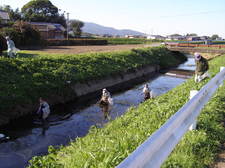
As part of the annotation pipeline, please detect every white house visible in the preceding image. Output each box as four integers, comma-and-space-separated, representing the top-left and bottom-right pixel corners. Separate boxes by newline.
147, 35, 166, 40
0, 10, 10, 23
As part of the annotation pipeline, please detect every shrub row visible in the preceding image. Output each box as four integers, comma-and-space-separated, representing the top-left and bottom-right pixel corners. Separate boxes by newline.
100, 38, 162, 45
0, 26, 43, 48
47, 39, 108, 46
28, 55, 225, 168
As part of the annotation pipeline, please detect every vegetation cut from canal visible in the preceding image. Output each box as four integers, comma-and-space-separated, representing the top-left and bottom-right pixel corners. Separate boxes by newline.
0, 47, 186, 125
28, 55, 225, 168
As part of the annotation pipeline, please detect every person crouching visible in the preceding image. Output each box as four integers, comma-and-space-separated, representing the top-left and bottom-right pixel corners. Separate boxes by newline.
143, 84, 152, 101
194, 52, 210, 83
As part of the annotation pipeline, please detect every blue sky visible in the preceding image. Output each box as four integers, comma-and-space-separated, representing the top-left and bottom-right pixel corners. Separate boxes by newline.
1, 0, 225, 37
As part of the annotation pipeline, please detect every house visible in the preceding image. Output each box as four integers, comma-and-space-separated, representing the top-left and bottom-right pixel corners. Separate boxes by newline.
125, 35, 135, 38
0, 10, 10, 24
200, 36, 210, 41
166, 35, 185, 41
29, 22, 66, 39
147, 35, 166, 40
187, 36, 201, 41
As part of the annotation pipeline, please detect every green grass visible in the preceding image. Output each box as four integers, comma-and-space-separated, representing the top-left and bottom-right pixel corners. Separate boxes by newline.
0, 47, 186, 125
28, 54, 225, 167
100, 38, 162, 45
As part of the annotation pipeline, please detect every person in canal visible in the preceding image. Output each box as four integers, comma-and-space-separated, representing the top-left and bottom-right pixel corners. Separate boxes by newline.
194, 52, 210, 83
143, 84, 153, 101
98, 88, 113, 120
37, 97, 51, 135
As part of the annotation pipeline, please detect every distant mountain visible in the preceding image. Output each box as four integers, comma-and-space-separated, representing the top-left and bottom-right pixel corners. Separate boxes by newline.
82, 22, 146, 36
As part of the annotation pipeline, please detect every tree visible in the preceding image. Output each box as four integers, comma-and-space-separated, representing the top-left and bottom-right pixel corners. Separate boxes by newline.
21, 0, 66, 27
70, 20, 84, 37
211, 34, 219, 40
0, 5, 21, 21
170, 34, 182, 36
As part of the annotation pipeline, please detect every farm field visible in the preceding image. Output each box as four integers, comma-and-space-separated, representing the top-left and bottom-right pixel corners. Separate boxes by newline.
26, 43, 160, 54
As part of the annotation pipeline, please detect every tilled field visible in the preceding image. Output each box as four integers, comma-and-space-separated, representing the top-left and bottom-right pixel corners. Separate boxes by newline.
30, 44, 160, 54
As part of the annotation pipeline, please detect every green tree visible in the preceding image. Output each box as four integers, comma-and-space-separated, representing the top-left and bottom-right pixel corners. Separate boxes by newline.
21, 0, 66, 27
70, 20, 84, 37
0, 5, 21, 21
211, 34, 219, 40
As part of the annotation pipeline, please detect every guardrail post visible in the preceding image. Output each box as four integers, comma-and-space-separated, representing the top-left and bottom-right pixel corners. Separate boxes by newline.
220, 67, 225, 87
189, 90, 198, 130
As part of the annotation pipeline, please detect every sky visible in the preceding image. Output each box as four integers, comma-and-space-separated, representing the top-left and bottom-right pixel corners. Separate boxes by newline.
1, 0, 225, 37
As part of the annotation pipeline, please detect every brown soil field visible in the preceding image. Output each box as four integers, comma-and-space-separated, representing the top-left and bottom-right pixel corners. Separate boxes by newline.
29, 44, 160, 54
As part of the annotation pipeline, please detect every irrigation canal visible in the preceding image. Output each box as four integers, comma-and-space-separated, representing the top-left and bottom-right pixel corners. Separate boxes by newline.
0, 55, 195, 168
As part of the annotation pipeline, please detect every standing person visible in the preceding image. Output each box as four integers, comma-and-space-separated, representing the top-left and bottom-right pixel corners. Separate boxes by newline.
143, 84, 152, 101
37, 97, 50, 135
6, 36, 19, 58
194, 52, 210, 83
98, 88, 113, 120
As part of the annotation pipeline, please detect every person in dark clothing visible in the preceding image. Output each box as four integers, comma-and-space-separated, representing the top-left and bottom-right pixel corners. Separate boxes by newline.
143, 84, 152, 101
194, 52, 210, 82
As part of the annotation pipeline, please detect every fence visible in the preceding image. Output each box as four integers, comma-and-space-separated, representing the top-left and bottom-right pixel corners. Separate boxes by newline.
167, 43, 225, 48
117, 67, 225, 168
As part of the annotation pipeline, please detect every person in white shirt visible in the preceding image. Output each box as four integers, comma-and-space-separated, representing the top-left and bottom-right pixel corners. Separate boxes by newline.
37, 97, 50, 135
6, 36, 20, 58
143, 84, 153, 101
98, 88, 113, 120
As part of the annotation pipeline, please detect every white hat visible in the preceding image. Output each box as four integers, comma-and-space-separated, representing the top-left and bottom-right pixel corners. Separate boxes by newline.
194, 52, 201, 60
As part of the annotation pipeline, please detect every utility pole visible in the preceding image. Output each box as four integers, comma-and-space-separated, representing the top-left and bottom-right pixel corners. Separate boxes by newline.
67, 12, 70, 40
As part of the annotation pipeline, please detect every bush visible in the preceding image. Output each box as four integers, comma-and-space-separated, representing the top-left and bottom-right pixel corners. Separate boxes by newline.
47, 39, 108, 46
0, 35, 7, 55
0, 47, 186, 124
0, 22, 43, 48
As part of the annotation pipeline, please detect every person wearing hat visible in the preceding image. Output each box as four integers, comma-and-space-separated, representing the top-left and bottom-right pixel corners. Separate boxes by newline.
194, 52, 209, 82
98, 88, 113, 120
143, 84, 153, 101
6, 36, 19, 58
37, 97, 50, 135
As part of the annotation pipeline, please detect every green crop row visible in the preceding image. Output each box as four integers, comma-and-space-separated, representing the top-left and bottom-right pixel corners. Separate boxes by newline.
28, 55, 225, 168
100, 38, 162, 45
0, 47, 186, 125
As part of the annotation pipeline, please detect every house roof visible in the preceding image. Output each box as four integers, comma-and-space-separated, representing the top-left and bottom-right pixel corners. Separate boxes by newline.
0, 10, 10, 20
30, 22, 66, 31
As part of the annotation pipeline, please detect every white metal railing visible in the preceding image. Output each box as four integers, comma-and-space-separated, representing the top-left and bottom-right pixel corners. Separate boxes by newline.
117, 67, 225, 168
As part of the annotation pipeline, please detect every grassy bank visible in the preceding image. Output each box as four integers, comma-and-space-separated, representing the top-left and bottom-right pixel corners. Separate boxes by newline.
28, 55, 225, 168
0, 47, 186, 125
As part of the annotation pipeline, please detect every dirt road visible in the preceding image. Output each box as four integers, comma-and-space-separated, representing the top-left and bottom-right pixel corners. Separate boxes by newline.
31, 43, 160, 54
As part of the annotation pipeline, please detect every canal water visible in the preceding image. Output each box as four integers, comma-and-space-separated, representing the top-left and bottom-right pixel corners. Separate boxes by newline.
0, 57, 195, 168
